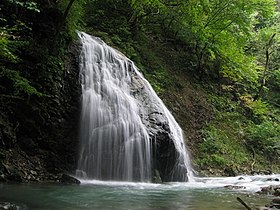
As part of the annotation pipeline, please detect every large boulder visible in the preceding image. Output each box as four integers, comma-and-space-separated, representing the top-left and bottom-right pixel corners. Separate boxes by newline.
129, 62, 188, 182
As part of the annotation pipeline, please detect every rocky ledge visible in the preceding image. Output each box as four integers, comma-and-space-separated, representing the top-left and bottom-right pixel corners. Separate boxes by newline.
0, 147, 79, 184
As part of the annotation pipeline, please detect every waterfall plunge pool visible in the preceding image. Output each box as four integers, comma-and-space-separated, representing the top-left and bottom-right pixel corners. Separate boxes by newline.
1, 174, 279, 210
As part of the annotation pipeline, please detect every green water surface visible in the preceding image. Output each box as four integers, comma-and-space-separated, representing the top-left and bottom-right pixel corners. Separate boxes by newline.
0, 180, 272, 210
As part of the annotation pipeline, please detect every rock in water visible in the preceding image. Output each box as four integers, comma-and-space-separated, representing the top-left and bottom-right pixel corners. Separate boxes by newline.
257, 185, 280, 196
0, 202, 28, 210
60, 174, 80, 184
272, 198, 280, 204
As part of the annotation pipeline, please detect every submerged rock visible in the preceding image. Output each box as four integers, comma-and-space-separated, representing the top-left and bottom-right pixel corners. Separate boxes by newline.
224, 185, 245, 190
59, 174, 80, 184
272, 198, 280, 204
266, 178, 280, 182
257, 198, 280, 210
153, 170, 162, 183
0, 202, 28, 210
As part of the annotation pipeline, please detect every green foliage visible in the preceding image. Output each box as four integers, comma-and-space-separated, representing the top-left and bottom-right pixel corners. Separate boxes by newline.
246, 10, 280, 101
58, 0, 86, 37
83, 0, 140, 48
144, 67, 171, 94
196, 89, 280, 173
208, 154, 227, 168
239, 95, 269, 121
220, 46, 258, 86
147, 0, 277, 93
0, 68, 43, 97
197, 96, 249, 169
131, 33, 178, 94
208, 94, 237, 113
6, 0, 40, 12
128, 0, 163, 19
246, 121, 280, 162
271, 69, 280, 88
196, 123, 249, 170
268, 69, 280, 106
0, 36, 18, 63
0, 18, 31, 63
0, 0, 71, 98
0, 16, 42, 98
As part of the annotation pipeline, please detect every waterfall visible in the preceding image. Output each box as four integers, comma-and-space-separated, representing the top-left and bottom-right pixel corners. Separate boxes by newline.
76, 32, 194, 182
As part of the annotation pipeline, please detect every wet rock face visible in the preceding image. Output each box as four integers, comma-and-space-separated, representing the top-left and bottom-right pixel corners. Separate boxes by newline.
153, 129, 178, 182
129, 67, 183, 182
0, 41, 81, 183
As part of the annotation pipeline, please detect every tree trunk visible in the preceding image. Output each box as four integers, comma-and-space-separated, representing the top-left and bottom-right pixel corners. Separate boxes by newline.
254, 33, 276, 101
51, 0, 76, 52
62, 0, 76, 24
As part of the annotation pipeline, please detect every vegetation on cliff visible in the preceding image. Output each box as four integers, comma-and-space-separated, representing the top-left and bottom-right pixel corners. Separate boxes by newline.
0, 0, 280, 181
0, 0, 81, 181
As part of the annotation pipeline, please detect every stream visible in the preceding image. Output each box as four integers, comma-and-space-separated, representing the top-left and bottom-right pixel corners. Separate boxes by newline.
1, 174, 279, 209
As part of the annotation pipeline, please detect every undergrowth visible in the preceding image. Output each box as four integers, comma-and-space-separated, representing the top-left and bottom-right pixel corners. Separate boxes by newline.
195, 92, 280, 176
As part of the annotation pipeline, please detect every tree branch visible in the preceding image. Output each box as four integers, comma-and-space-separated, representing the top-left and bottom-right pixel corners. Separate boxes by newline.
237, 197, 252, 210
254, 33, 276, 101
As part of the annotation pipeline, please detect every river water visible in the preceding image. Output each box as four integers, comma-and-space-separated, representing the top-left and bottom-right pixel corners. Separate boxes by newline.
1, 174, 279, 210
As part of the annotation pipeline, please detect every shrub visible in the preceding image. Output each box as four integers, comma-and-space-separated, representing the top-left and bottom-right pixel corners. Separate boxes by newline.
246, 121, 280, 162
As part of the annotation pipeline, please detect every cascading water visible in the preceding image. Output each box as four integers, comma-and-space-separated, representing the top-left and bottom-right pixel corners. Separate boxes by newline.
76, 32, 194, 182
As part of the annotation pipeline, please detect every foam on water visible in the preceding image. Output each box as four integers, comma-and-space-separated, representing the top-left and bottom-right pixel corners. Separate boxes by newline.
77, 174, 280, 193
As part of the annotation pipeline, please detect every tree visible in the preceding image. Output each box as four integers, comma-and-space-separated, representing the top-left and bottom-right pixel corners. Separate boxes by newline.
153, 0, 276, 83
254, 33, 276, 101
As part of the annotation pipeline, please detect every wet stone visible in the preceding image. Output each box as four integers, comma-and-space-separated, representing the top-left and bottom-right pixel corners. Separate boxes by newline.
30, 170, 37, 176
272, 198, 280, 204
59, 174, 80, 184
0, 202, 28, 210
258, 185, 280, 196
224, 185, 246, 190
